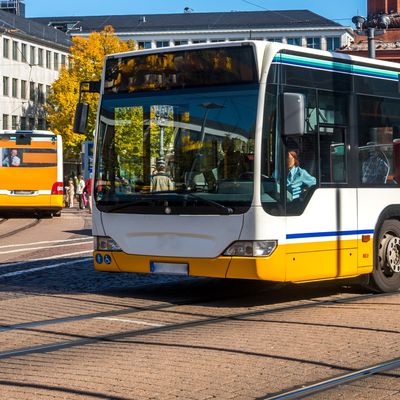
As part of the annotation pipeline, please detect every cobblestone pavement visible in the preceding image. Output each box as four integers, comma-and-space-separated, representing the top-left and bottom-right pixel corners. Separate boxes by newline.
0, 209, 399, 399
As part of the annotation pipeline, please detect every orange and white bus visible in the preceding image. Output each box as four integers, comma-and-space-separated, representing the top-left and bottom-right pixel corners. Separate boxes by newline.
0, 130, 63, 217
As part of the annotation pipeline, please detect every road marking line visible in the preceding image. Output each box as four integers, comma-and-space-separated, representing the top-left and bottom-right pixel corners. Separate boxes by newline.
0, 254, 92, 278
0, 241, 93, 255
95, 317, 166, 327
0, 237, 91, 250
0, 250, 93, 268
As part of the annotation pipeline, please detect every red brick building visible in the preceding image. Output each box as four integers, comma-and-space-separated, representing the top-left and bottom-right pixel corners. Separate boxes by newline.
341, 0, 400, 61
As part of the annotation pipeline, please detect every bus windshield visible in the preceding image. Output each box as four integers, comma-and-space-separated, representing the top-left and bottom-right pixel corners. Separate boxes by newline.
96, 83, 258, 214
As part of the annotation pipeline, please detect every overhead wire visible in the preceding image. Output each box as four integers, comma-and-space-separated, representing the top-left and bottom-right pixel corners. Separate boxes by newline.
241, 0, 354, 24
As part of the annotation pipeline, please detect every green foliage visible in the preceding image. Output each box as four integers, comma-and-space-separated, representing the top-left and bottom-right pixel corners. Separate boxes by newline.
46, 26, 134, 159
114, 105, 175, 179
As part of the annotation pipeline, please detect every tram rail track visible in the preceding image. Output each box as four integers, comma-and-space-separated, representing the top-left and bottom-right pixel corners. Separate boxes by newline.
0, 218, 41, 240
0, 288, 397, 361
262, 357, 400, 399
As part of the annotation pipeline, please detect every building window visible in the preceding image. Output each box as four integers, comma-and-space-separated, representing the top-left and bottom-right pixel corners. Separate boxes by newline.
12, 78, 18, 98
21, 43, 27, 63
38, 48, 44, 67
46, 50, 51, 69
12, 41, 18, 61
21, 80, 27, 99
268, 37, 283, 43
210, 39, 225, 43
30, 46, 36, 65
326, 36, 341, 51
2, 114, 8, 130
46, 85, 51, 102
229, 38, 245, 42
3, 38, 9, 58
306, 37, 321, 49
38, 118, 45, 130
3, 76, 9, 96
192, 40, 207, 44
11, 115, 18, 130
61, 54, 66, 66
174, 40, 188, 46
38, 83, 44, 104
53, 52, 59, 70
28, 117, 35, 129
156, 41, 170, 48
20, 116, 27, 130
287, 37, 302, 46
138, 41, 152, 49
29, 81, 35, 101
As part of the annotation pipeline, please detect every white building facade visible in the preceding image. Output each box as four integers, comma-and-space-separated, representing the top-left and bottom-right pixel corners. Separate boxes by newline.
0, 11, 70, 130
131, 27, 351, 52
32, 10, 353, 53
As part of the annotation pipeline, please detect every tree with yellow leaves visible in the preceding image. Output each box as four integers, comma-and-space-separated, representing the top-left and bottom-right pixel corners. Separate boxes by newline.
46, 25, 134, 159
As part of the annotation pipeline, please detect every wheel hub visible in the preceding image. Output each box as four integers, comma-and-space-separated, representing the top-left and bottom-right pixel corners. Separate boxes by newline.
386, 236, 400, 273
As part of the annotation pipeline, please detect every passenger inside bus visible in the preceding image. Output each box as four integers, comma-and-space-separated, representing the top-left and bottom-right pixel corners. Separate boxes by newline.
361, 145, 390, 184
286, 150, 316, 200
151, 161, 174, 192
2, 148, 21, 167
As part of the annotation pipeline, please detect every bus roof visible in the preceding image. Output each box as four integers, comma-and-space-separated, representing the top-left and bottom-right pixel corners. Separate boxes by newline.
104, 40, 400, 73
0, 130, 58, 136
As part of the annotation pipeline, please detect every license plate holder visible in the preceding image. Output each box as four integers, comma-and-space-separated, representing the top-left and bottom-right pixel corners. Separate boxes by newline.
150, 262, 189, 275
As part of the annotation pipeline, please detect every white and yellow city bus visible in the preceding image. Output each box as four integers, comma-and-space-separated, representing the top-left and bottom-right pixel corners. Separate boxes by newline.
0, 130, 63, 216
75, 41, 400, 292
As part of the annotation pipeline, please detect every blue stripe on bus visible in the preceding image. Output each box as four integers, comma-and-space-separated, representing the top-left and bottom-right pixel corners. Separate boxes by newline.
286, 229, 374, 240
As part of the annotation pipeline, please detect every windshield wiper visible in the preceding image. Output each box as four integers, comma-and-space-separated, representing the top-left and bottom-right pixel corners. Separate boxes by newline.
175, 189, 233, 215
101, 191, 233, 215
101, 196, 156, 213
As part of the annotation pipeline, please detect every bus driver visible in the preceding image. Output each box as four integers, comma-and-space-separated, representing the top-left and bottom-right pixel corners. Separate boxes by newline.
286, 150, 316, 200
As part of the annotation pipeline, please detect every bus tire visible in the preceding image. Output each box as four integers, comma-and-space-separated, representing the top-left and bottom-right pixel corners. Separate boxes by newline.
370, 219, 400, 293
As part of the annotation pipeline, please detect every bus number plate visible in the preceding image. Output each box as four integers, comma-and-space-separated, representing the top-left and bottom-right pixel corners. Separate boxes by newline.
150, 262, 188, 275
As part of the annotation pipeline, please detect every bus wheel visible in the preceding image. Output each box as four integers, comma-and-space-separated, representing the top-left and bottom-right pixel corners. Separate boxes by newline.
371, 220, 400, 293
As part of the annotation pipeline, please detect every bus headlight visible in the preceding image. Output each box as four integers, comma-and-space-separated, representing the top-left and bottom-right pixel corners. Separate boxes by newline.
223, 240, 277, 257
94, 236, 122, 251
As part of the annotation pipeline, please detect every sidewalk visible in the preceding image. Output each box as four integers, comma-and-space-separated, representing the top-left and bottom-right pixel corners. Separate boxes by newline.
62, 197, 92, 215
61, 207, 91, 214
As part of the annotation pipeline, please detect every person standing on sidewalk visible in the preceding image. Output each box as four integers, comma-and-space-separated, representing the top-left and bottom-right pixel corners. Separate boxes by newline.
76, 175, 85, 209
85, 175, 93, 213
67, 178, 75, 208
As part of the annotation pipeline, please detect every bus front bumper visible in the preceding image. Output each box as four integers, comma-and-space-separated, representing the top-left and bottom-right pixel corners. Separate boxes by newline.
92, 249, 286, 281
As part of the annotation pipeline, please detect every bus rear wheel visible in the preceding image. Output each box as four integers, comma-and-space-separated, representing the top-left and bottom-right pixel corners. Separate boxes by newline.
371, 219, 400, 293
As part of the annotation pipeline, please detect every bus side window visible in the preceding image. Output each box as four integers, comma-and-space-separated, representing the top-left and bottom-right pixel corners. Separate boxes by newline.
359, 138, 390, 185
320, 127, 347, 184
357, 95, 400, 185
318, 91, 348, 184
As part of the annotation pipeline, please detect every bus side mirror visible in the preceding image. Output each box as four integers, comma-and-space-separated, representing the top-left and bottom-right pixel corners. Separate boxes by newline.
283, 93, 305, 136
73, 102, 89, 134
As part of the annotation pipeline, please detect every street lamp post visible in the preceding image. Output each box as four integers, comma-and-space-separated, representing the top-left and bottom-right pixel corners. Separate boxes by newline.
352, 15, 387, 59
154, 105, 170, 166
367, 27, 376, 59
